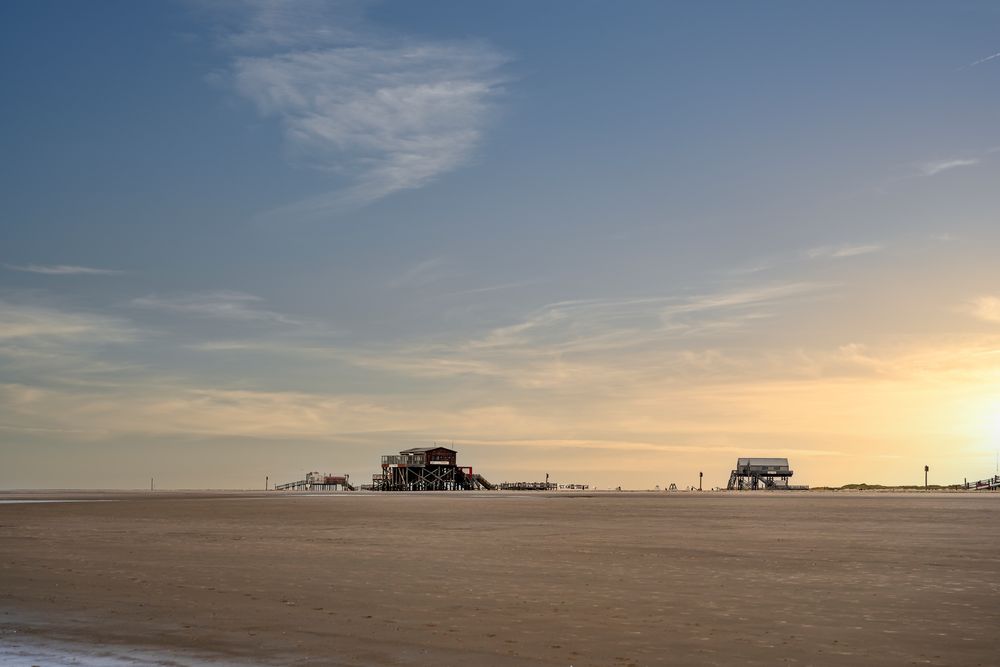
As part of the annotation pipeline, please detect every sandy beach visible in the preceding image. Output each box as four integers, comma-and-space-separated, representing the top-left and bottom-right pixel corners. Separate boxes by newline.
1, 491, 998, 666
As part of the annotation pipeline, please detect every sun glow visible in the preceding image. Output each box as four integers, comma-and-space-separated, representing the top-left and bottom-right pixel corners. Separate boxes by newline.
983, 404, 1000, 445
958, 396, 1000, 451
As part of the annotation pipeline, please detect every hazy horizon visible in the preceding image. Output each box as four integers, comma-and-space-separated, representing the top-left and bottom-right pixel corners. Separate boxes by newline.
3, 0, 1000, 490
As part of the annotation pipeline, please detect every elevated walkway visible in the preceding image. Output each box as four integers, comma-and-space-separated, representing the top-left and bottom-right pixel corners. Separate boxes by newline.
275, 477, 355, 491
966, 475, 1000, 490
497, 481, 558, 490
471, 473, 494, 490
456, 472, 494, 490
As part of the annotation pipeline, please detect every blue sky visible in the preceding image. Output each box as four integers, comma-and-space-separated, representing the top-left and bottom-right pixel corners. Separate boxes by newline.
2, 1, 1000, 489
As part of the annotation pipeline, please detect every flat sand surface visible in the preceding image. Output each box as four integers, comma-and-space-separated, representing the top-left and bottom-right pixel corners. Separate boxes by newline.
1, 491, 998, 666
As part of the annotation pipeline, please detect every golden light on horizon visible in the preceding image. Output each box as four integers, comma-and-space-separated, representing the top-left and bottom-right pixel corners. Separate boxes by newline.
966, 397, 1000, 452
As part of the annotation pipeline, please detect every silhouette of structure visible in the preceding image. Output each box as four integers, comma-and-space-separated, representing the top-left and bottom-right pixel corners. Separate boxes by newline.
727, 457, 807, 490
370, 446, 493, 491
497, 481, 557, 490
965, 475, 1000, 491
276, 472, 355, 491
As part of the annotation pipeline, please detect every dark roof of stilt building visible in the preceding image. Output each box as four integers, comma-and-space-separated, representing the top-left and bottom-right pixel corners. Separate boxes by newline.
400, 446, 456, 454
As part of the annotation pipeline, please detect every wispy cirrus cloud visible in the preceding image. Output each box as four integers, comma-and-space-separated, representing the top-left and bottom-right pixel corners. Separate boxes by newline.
211, 0, 509, 219
804, 244, 883, 260
443, 281, 535, 297
387, 257, 449, 289
4, 263, 123, 276
0, 301, 136, 343
333, 281, 830, 388
471, 282, 825, 351
174, 281, 830, 393
960, 50, 1000, 70
131, 290, 299, 325
967, 296, 1000, 323
918, 158, 979, 177
0, 300, 144, 389
729, 242, 883, 275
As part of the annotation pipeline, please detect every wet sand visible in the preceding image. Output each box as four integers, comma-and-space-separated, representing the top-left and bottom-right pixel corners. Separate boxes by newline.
1, 491, 998, 666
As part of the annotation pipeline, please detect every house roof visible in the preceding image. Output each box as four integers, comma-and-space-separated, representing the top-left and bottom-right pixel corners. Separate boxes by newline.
400, 446, 457, 454
737, 457, 790, 468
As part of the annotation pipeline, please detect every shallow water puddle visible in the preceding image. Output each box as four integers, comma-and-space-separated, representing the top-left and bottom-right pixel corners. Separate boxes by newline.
0, 636, 253, 666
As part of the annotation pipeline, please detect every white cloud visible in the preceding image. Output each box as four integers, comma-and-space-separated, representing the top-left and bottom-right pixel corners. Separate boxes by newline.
968, 296, 1000, 323
131, 291, 298, 324
209, 0, 361, 52
919, 158, 979, 177
5, 264, 122, 276
342, 281, 830, 386
192, 281, 829, 393
0, 301, 135, 343
214, 1, 509, 218
388, 257, 448, 288
187, 340, 267, 352
443, 281, 535, 297
805, 244, 883, 260
730, 244, 882, 276
961, 51, 1000, 70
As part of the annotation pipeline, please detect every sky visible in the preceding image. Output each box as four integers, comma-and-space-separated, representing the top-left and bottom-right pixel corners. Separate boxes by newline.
2, 0, 1000, 490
